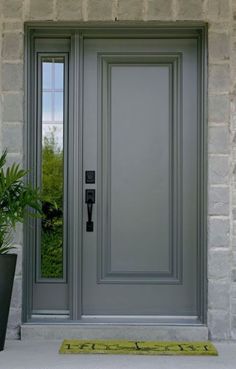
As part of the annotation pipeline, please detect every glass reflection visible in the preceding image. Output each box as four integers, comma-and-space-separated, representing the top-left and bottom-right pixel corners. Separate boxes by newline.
41, 57, 64, 279
54, 92, 64, 122
42, 92, 52, 122
55, 62, 64, 89
42, 62, 52, 90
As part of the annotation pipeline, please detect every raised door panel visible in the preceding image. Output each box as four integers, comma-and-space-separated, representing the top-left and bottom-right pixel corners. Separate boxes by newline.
97, 53, 182, 284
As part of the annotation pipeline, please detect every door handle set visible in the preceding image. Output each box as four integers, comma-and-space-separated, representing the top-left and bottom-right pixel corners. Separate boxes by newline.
85, 189, 95, 232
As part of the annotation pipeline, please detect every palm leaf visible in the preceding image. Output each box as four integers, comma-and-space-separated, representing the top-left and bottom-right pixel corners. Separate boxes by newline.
0, 151, 42, 254
0, 150, 7, 169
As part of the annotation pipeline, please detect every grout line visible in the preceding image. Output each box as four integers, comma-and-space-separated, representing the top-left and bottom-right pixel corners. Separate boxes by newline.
23, 0, 30, 21
143, 0, 148, 21
53, 0, 57, 21
82, 0, 88, 22
172, 0, 178, 21
112, 0, 119, 21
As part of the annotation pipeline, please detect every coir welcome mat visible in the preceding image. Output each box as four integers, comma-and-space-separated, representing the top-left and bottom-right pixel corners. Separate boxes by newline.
59, 340, 218, 356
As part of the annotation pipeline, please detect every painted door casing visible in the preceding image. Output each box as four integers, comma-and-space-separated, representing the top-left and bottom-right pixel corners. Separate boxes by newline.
26, 26, 206, 325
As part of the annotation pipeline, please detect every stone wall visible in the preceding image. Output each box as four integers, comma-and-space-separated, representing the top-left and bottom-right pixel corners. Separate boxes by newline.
0, 0, 235, 340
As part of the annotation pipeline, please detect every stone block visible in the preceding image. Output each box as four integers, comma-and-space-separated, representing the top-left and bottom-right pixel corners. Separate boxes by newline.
10, 245, 22, 277
208, 280, 229, 310
7, 308, 21, 330
3, 94, 23, 122
207, 0, 230, 21
2, 0, 23, 19
87, 0, 113, 20
209, 64, 230, 93
146, 0, 173, 20
6, 327, 20, 339
29, 0, 54, 19
56, 0, 83, 20
231, 315, 236, 339
209, 22, 231, 32
177, 0, 204, 20
3, 22, 23, 33
232, 286, 236, 299
117, 0, 143, 20
11, 277, 22, 309
233, 41, 236, 56
208, 310, 230, 339
2, 123, 23, 153
208, 156, 229, 184
233, 251, 236, 264
233, 164, 236, 184
5, 154, 23, 168
208, 186, 229, 216
13, 223, 23, 246
209, 32, 230, 61
231, 300, 236, 315
232, 190, 236, 205
208, 217, 230, 248
209, 95, 229, 123
209, 126, 229, 154
6, 307, 21, 339
231, 96, 236, 114
2, 63, 23, 91
208, 250, 230, 279
232, 269, 236, 282
233, 208, 236, 221
2, 33, 23, 60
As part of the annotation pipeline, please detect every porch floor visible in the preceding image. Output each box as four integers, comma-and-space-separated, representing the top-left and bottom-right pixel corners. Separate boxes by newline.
0, 340, 236, 369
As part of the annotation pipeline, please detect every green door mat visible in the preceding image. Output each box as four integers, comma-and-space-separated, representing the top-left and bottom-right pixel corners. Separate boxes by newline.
59, 340, 218, 356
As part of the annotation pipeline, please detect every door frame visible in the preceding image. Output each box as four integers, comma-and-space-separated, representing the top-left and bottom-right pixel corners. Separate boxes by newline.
23, 23, 207, 324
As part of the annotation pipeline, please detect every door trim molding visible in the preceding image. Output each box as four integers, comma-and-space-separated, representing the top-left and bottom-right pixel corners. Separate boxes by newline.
24, 23, 207, 324
97, 52, 183, 286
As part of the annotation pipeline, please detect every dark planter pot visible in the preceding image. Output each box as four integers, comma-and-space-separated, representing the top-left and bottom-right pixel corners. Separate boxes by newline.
0, 254, 17, 351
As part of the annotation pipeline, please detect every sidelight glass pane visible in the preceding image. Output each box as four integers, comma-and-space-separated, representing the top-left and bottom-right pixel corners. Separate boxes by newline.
55, 61, 64, 89
40, 57, 65, 279
54, 92, 64, 122
42, 62, 52, 90
42, 92, 52, 122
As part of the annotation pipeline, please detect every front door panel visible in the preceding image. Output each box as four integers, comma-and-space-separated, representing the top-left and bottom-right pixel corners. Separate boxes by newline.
83, 38, 198, 316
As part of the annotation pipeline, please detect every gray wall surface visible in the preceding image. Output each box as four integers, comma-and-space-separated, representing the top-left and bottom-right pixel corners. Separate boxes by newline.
0, 0, 235, 340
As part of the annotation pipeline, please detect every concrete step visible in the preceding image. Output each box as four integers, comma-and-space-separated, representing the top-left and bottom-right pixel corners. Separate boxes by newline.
21, 323, 208, 341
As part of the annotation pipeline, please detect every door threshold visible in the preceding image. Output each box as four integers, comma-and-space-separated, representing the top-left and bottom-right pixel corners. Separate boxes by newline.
79, 315, 202, 325
28, 314, 202, 325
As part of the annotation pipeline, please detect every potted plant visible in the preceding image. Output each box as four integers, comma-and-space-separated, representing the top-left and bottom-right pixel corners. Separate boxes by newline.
0, 150, 41, 351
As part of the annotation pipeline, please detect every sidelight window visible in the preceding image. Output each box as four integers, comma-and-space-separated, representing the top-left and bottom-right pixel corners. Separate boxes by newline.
36, 55, 68, 281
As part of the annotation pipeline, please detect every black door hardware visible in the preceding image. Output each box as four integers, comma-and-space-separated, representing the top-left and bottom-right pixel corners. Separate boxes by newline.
85, 170, 96, 184
85, 189, 95, 232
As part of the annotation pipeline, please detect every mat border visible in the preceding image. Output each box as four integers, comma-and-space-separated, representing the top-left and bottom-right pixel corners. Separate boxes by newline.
59, 339, 218, 356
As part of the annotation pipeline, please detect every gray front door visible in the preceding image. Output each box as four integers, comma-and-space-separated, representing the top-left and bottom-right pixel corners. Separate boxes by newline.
82, 38, 198, 317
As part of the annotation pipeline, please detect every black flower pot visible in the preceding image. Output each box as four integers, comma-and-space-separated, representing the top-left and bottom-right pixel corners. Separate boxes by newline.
0, 254, 17, 351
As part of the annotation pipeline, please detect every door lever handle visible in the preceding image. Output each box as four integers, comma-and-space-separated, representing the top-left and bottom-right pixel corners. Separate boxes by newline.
85, 189, 95, 232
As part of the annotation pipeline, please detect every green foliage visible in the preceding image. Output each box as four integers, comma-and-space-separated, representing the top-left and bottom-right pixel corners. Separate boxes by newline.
41, 226, 63, 278
42, 130, 63, 208
41, 131, 64, 278
0, 150, 42, 254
